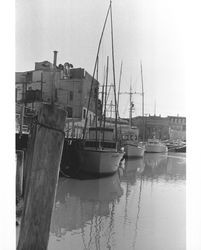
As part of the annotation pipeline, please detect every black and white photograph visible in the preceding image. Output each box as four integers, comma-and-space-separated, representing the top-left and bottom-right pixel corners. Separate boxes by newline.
3, 0, 200, 249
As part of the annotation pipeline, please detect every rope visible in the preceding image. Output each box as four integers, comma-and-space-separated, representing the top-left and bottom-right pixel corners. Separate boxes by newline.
36, 120, 65, 137
59, 169, 71, 178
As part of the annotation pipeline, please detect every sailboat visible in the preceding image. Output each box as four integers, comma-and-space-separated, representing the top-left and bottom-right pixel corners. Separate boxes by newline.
145, 136, 168, 153
120, 70, 145, 158
76, 2, 124, 176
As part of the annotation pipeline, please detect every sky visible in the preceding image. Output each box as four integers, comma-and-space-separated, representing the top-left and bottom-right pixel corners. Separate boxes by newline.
15, 0, 186, 118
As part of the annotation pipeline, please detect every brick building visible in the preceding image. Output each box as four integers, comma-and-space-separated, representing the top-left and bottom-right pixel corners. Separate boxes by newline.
168, 115, 186, 141
132, 115, 186, 141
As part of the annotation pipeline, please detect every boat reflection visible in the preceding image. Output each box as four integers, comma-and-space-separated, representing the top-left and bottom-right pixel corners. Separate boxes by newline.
143, 153, 186, 181
50, 172, 123, 239
144, 153, 168, 168
143, 153, 168, 180
119, 158, 145, 249
166, 153, 186, 180
119, 158, 145, 184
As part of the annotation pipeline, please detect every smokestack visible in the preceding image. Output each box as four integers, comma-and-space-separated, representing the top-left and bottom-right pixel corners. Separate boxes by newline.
53, 51, 58, 67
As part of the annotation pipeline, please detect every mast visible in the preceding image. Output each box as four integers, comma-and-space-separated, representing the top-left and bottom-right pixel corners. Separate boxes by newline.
129, 84, 133, 128
110, 1, 118, 143
103, 56, 109, 143
110, 100, 113, 121
140, 61, 145, 142
82, 2, 111, 140
117, 60, 123, 118
101, 83, 105, 125
95, 56, 99, 148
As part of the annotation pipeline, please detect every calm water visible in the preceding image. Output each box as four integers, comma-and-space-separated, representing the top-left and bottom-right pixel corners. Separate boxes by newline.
47, 152, 186, 250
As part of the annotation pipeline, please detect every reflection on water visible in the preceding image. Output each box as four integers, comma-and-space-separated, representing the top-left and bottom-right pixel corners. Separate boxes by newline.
50, 173, 123, 236
48, 153, 186, 250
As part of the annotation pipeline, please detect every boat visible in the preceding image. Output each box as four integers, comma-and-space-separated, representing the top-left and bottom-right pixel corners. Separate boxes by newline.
164, 140, 186, 152
121, 127, 145, 158
74, 1, 124, 176
175, 145, 186, 152
145, 137, 168, 153
119, 66, 145, 158
77, 127, 124, 176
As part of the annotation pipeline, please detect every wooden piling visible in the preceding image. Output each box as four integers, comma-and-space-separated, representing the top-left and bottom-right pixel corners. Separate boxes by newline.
17, 103, 66, 250
16, 150, 24, 200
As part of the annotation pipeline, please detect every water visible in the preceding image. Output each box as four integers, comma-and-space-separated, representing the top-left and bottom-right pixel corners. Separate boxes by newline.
48, 152, 186, 250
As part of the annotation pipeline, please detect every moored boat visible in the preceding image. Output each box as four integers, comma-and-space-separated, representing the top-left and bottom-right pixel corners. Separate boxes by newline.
124, 143, 145, 158
145, 138, 168, 153
121, 128, 145, 158
175, 145, 186, 152
78, 127, 124, 176
75, 1, 123, 177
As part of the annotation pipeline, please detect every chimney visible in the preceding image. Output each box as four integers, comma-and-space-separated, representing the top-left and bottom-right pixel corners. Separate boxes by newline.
53, 51, 58, 67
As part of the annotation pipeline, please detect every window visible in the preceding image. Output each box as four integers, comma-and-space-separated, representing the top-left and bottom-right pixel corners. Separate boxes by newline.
90, 114, 92, 125
55, 89, 57, 101
66, 107, 73, 118
83, 109, 86, 119
70, 91, 73, 101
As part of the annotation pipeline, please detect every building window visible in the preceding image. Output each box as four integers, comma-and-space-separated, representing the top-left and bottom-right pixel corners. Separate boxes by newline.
83, 109, 86, 119
55, 89, 57, 102
67, 107, 73, 118
94, 88, 98, 99
70, 91, 73, 101
90, 114, 92, 125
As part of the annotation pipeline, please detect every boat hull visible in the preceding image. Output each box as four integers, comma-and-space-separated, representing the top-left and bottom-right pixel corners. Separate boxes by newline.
145, 144, 168, 153
78, 149, 124, 176
124, 144, 145, 158
175, 146, 186, 152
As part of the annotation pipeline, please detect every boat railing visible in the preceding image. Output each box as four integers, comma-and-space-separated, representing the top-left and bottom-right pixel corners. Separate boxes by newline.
84, 140, 116, 149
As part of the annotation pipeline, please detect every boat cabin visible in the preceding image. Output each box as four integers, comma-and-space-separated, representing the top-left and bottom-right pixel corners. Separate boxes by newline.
120, 127, 138, 142
84, 127, 116, 149
147, 139, 160, 144
88, 127, 114, 141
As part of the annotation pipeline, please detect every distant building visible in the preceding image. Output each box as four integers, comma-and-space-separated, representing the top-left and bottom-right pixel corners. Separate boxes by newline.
132, 114, 186, 141
168, 115, 186, 141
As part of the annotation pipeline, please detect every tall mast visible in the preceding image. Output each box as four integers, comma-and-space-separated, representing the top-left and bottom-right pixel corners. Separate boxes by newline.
82, 2, 111, 140
103, 56, 109, 143
110, 1, 118, 143
129, 84, 132, 128
140, 61, 145, 141
117, 60, 123, 118
95, 55, 99, 147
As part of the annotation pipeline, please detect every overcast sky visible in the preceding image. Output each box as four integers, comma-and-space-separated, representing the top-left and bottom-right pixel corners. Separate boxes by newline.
16, 0, 186, 118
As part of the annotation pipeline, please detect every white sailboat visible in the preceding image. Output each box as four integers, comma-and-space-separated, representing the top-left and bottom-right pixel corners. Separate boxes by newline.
121, 104, 145, 158
145, 137, 168, 153
121, 71, 145, 158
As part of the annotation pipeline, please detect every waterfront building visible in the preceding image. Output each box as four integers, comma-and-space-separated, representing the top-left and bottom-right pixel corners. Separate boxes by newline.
132, 115, 169, 141
168, 115, 186, 141
16, 57, 101, 137
132, 115, 186, 141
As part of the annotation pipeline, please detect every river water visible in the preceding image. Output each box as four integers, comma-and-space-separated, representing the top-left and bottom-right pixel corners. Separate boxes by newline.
47, 152, 186, 250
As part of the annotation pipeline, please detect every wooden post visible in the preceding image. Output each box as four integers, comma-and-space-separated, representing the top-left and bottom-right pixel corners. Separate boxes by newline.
22, 120, 37, 197
17, 103, 66, 250
20, 105, 25, 138
16, 150, 24, 200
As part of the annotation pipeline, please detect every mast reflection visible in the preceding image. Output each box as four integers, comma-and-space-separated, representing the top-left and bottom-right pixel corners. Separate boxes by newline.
50, 172, 123, 240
